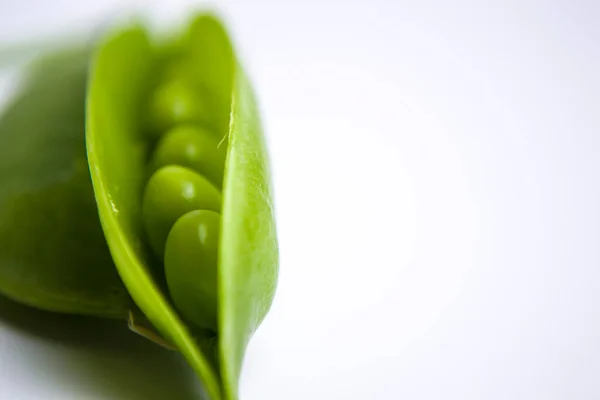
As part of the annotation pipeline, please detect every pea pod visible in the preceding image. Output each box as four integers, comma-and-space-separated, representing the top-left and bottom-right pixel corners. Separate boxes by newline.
0, 12, 278, 400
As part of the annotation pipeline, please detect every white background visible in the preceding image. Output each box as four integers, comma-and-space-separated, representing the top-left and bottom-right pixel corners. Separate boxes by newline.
1, 0, 599, 399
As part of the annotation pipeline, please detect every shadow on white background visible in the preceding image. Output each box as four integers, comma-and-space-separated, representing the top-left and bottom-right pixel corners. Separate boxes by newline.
0, 295, 203, 399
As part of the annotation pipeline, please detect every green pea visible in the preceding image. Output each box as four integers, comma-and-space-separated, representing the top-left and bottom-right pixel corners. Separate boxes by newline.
142, 165, 221, 259
149, 124, 226, 188
165, 209, 220, 332
149, 78, 210, 133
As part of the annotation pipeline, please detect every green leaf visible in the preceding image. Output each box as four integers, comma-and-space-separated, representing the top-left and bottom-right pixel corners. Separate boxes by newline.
86, 13, 278, 399
0, 48, 131, 317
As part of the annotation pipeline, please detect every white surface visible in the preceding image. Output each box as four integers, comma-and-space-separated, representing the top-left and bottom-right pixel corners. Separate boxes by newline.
1, 0, 600, 399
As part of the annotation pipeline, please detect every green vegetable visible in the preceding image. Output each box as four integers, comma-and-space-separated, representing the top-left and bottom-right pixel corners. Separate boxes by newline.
0, 12, 278, 400
149, 124, 227, 188
149, 77, 212, 135
165, 209, 221, 332
143, 165, 222, 260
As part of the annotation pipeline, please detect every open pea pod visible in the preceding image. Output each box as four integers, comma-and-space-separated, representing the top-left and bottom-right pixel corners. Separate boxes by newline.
86, 13, 278, 400
0, 11, 277, 400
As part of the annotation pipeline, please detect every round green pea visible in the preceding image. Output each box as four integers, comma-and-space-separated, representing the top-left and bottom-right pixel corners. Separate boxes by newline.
165, 209, 221, 332
149, 124, 226, 189
142, 165, 221, 259
149, 78, 210, 134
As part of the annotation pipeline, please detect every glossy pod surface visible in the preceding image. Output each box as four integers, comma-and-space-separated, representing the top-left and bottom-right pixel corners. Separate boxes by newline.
87, 13, 279, 400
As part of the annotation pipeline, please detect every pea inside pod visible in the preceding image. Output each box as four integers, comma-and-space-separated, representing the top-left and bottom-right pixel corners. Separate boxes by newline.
149, 124, 227, 189
165, 209, 221, 332
87, 13, 279, 400
142, 63, 227, 331
142, 164, 221, 260
149, 77, 212, 135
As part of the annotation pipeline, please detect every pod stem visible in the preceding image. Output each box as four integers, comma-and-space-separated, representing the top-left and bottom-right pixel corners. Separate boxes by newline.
127, 310, 177, 351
